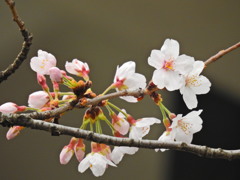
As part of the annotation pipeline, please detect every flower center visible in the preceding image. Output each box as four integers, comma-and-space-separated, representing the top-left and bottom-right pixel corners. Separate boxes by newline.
178, 120, 192, 135
163, 60, 174, 71
186, 75, 200, 87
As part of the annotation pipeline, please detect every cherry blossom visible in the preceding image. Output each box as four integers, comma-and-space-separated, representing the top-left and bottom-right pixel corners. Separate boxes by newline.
148, 39, 194, 91
180, 61, 211, 109
28, 91, 49, 109
111, 111, 130, 135
110, 146, 138, 164
30, 50, 57, 75
74, 138, 85, 162
169, 110, 203, 144
113, 61, 146, 102
129, 117, 161, 140
65, 59, 90, 81
6, 126, 24, 140
0, 102, 18, 114
49, 67, 63, 83
155, 131, 175, 152
59, 145, 74, 165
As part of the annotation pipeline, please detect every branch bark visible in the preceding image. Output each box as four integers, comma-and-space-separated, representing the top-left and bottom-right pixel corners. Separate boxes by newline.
0, 0, 33, 83
0, 114, 239, 161
204, 42, 240, 66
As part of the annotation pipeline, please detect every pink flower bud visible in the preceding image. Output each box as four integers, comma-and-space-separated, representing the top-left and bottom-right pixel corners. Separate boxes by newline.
6, 126, 24, 140
37, 73, 49, 90
30, 50, 57, 75
49, 67, 62, 83
28, 91, 49, 109
65, 59, 90, 80
74, 139, 85, 162
59, 145, 74, 165
0, 102, 18, 114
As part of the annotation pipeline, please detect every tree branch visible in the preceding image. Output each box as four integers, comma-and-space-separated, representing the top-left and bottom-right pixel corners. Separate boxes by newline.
0, 0, 33, 83
0, 114, 239, 160
204, 42, 240, 66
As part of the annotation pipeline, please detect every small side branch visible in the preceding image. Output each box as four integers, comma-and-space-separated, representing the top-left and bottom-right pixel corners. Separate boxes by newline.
0, 115, 239, 160
0, 0, 33, 83
204, 42, 240, 66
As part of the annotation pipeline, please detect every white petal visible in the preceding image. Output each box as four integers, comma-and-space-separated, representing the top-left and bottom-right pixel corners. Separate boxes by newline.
181, 87, 198, 109
174, 129, 193, 144
124, 73, 146, 90
110, 148, 124, 164
129, 126, 143, 139
191, 61, 205, 76
191, 75, 211, 95
175, 54, 194, 75
164, 71, 184, 91
78, 155, 91, 173
160, 39, 180, 59
152, 69, 167, 89
115, 61, 135, 80
135, 118, 161, 127
148, 50, 165, 69
120, 96, 138, 103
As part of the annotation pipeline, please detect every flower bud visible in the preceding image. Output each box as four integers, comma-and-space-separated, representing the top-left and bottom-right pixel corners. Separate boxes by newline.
49, 67, 62, 83
59, 145, 74, 165
74, 139, 85, 162
28, 91, 49, 109
0, 102, 18, 114
6, 126, 24, 140
65, 59, 90, 81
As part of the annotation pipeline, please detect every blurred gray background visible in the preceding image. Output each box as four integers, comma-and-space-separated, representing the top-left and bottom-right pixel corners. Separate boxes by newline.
0, 0, 239, 180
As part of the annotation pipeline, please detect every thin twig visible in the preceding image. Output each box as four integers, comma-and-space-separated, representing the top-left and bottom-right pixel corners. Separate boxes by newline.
0, 115, 239, 160
204, 42, 240, 66
0, 0, 33, 83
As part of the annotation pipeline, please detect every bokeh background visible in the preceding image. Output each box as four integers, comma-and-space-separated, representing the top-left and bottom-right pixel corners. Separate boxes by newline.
0, 0, 239, 179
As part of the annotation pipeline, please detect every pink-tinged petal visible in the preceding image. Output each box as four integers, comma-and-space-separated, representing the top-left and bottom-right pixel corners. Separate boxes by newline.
191, 75, 211, 95
0, 102, 18, 114
49, 67, 62, 82
175, 54, 194, 75
181, 86, 198, 109
160, 39, 179, 59
28, 91, 49, 109
74, 139, 85, 162
113, 118, 130, 135
148, 50, 165, 69
6, 126, 24, 140
59, 146, 74, 165
65, 59, 90, 79
30, 50, 56, 75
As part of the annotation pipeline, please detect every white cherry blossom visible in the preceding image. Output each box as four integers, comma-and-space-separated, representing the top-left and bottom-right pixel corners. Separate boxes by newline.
169, 110, 203, 144
180, 61, 211, 109
30, 50, 57, 75
65, 59, 90, 80
113, 61, 146, 102
129, 117, 161, 140
78, 153, 116, 177
110, 146, 138, 164
155, 131, 175, 152
148, 39, 194, 91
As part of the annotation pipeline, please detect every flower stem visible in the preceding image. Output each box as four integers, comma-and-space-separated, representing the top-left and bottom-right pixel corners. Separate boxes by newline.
101, 84, 115, 95
107, 101, 128, 117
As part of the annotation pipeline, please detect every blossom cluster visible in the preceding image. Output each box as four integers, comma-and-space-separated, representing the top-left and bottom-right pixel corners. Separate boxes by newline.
0, 39, 211, 176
